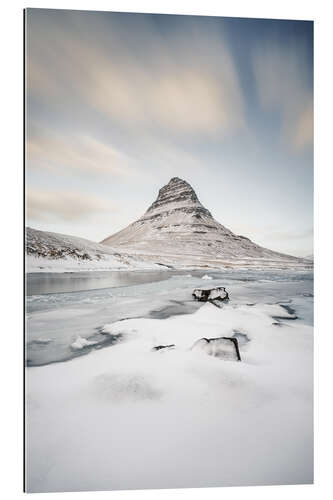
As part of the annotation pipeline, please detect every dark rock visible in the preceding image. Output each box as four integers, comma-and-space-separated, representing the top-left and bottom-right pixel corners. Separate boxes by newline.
192, 286, 229, 302
155, 262, 174, 269
191, 336, 241, 361
272, 304, 298, 320
152, 344, 175, 351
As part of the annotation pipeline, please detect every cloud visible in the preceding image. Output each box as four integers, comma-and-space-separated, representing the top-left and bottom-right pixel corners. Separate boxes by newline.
27, 188, 118, 221
293, 103, 313, 151
26, 10, 245, 137
252, 41, 313, 151
90, 66, 240, 134
27, 126, 134, 177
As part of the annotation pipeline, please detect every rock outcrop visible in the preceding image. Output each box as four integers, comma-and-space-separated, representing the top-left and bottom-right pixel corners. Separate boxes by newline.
191, 336, 241, 361
192, 286, 229, 302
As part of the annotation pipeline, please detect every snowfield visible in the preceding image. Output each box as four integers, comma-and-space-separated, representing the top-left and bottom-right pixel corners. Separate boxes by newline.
25, 271, 313, 492
26, 227, 164, 273
26, 253, 163, 273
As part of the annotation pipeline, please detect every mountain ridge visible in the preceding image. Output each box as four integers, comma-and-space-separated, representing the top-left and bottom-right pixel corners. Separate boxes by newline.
101, 177, 302, 267
26, 178, 311, 271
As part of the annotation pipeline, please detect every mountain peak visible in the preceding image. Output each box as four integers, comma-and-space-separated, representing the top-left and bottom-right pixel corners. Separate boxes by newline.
169, 176, 184, 183
145, 177, 212, 218
101, 178, 302, 268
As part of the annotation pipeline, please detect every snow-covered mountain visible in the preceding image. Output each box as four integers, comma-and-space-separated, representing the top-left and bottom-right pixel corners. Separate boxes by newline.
26, 178, 311, 271
102, 177, 307, 269
25, 227, 162, 272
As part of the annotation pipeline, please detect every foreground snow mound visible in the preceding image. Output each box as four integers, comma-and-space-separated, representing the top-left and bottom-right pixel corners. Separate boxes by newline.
26, 301, 313, 492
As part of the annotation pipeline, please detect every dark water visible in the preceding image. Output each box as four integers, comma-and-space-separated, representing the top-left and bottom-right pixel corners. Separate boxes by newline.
26, 269, 196, 295
26, 268, 314, 296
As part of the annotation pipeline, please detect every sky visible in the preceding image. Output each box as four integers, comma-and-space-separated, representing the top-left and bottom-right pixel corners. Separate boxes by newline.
25, 9, 313, 257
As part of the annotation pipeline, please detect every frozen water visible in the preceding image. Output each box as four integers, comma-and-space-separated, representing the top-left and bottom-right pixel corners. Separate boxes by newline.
25, 269, 313, 492
25, 269, 313, 366
26, 271, 313, 492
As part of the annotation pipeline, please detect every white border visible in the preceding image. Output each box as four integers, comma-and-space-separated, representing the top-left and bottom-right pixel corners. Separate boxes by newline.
1, 1, 332, 499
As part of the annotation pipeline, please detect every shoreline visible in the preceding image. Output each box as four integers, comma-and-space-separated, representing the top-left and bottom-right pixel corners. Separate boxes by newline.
25, 270, 313, 367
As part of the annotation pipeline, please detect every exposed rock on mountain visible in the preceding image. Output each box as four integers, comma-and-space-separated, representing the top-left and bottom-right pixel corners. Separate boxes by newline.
102, 177, 307, 268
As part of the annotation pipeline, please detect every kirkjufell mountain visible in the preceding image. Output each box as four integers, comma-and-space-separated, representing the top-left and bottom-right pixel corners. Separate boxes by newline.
26, 178, 310, 271
101, 177, 302, 268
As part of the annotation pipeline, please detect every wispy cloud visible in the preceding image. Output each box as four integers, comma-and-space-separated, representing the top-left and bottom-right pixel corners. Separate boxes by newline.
293, 103, 313, 151
27, 11, 245, 137
27, 126, 134, 177
25, 10, 313, 256
27, 188, 118, 221
252, 41, 313, 151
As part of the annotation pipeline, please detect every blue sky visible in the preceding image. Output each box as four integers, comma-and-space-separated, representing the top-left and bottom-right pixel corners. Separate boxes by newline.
26, 9, 313, 256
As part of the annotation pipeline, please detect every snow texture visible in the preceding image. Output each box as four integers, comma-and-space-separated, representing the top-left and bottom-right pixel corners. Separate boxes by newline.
25, 270, 313, 492
26, 227, 163, 273
70, 336, 98, 351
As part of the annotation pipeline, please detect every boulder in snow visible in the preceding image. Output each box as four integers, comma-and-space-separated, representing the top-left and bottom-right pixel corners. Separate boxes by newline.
192, 286, 229, 303
191, 336, 241, 361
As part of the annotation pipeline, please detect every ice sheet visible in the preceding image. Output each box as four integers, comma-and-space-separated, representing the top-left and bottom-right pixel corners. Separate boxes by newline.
26, 269, 313, 365
26, 275, 313, 492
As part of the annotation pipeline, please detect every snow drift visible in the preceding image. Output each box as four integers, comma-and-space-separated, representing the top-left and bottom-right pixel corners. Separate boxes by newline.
26, 300, 313, 492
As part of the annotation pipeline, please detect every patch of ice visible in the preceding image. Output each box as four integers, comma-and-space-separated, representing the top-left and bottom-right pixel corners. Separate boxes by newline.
70, 336, 98, 351
31, 338, 53, 345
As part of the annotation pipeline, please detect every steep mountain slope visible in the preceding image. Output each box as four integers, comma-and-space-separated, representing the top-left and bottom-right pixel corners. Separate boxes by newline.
102, 177, 306, 268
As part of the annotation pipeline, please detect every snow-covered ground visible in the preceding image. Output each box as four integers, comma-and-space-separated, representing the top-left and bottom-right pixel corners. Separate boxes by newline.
26, 227, 165, 273
27, 253, 163, 273
25, 270, 313, 492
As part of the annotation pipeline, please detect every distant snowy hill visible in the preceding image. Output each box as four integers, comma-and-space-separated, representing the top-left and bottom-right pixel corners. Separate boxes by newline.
102, 177, 309, 269
25, 227, 161, 272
